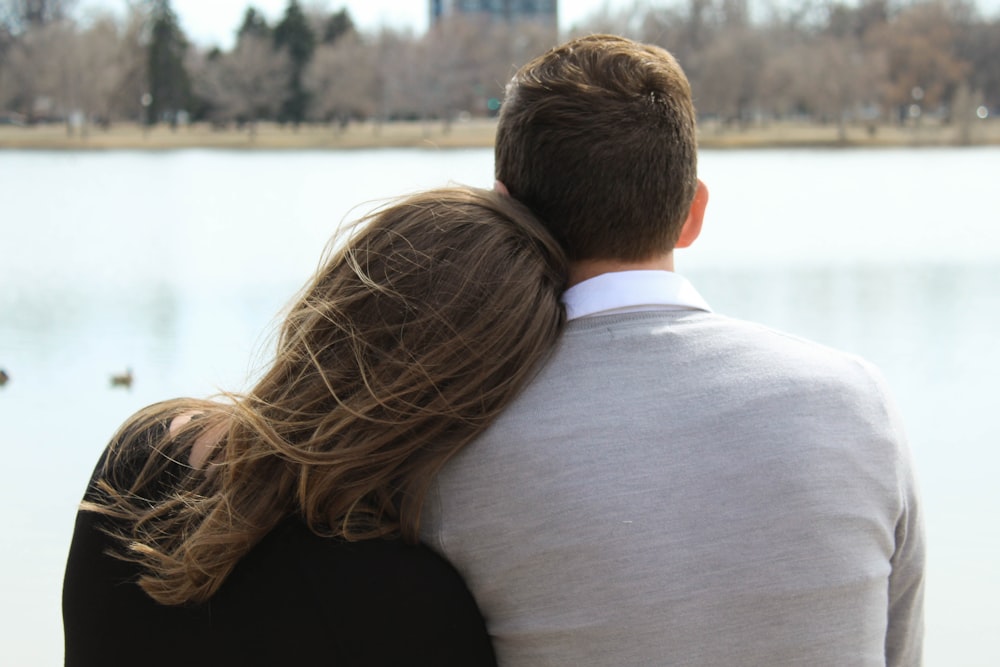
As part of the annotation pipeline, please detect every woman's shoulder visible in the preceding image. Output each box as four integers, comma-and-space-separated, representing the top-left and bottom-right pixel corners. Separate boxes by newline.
222, 521, 498, 665
244, 520, 482, 609
86, 399, 215, 500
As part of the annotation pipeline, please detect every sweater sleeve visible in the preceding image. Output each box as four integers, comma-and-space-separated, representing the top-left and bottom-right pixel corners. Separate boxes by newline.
870, 366, 925, 667
885, 441, 925, 666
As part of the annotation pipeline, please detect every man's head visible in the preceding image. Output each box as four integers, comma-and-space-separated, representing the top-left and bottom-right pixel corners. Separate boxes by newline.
495, 34, 700, 263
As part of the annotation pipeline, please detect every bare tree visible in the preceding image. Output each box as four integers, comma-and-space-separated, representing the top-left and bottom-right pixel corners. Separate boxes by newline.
406, 16, 557, 131
369, 26, 416, 129
108, 4, 152, 123
794, 34, 884, 139
693, 25, 768, 124
69, 14, 131, 132
192, 33, 290, 136
1, 18, 73, 121
2, 4, 150, 124
303, 31, 377, 127
869, 1, 969, 123
490, 18, 558, 92
950, 80, 984, 143
953, 10, 1000, 111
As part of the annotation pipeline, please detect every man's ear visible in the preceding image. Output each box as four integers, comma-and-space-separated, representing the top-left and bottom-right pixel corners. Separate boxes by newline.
494, 180, 510, 196
675, 179, 708, 249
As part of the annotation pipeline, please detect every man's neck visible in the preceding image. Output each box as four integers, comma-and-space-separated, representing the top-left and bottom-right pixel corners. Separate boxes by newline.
568, 253, 675, 287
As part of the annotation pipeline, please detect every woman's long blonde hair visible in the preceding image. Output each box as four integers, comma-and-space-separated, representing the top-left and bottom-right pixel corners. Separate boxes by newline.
86, 187, 567, 606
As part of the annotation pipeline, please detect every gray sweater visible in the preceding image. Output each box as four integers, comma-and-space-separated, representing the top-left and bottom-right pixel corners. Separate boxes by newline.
422, 310, 924, 666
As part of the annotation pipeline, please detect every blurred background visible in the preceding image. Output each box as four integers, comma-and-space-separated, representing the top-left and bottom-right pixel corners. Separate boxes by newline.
2, 1, 999, 666
0, 0, 998, 142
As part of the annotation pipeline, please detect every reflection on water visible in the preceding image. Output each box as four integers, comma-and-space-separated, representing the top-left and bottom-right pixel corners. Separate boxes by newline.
1, 148, 999, 665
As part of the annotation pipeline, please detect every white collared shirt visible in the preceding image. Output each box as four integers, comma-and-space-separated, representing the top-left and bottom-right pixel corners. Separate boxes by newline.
562, 270, 712, 321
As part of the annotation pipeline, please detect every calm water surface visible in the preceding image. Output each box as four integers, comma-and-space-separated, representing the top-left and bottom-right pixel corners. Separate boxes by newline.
1, 147, 998, 665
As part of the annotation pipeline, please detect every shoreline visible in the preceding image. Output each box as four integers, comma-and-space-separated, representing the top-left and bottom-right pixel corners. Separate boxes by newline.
2, 118, 998, 151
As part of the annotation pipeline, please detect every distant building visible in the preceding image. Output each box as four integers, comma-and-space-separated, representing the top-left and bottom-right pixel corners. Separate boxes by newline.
430, 0, 558, 26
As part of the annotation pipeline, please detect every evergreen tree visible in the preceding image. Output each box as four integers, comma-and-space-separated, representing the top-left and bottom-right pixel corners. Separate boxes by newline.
147, 0, 191, 126
322, 8, 355, 45
237, 6, 270, 43
273, 0, 315, 124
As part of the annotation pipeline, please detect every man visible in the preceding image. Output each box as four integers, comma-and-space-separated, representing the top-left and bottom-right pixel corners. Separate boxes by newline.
421, 35, 924, 666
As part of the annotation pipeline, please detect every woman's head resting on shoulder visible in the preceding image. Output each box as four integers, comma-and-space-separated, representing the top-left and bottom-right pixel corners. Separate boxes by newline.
255, 185, 568, 533
92, 186, 567, 605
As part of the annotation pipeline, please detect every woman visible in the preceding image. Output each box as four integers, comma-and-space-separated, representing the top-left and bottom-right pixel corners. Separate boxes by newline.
63, 187, 567, 666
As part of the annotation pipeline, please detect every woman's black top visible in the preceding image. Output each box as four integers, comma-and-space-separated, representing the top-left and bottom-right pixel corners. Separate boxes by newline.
62, 424, 497, 667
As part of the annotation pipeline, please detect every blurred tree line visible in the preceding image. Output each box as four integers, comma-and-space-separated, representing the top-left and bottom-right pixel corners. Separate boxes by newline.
0, 0, 997, 137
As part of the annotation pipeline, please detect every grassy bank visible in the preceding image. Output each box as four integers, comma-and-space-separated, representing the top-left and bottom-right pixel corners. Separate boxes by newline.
2, 117, 998, 150
0, 119, 499, 151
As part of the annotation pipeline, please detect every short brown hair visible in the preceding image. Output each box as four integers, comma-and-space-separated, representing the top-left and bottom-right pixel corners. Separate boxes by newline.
495, 34, 698, 262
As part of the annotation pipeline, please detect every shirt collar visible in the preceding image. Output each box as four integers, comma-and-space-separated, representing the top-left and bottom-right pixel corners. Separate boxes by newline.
562, 270, 712, 321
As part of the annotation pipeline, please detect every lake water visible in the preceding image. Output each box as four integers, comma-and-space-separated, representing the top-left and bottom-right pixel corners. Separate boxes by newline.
1, 147, 998, 665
